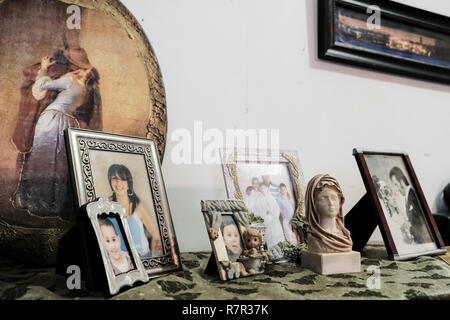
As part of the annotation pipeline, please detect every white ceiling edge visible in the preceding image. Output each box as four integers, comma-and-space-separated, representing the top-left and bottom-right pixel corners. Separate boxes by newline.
391, 0, 450, 17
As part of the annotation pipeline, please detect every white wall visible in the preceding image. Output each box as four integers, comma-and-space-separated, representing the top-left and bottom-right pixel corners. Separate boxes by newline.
121, 0, 450, 252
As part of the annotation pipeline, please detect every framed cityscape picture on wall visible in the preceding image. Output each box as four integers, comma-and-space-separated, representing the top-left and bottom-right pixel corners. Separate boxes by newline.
319, 0, 450, 84
353, 148, 447, 260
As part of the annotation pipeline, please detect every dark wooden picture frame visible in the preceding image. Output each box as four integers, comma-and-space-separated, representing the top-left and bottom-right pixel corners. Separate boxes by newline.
319, 0, 450, 84
352, 148, 446, 260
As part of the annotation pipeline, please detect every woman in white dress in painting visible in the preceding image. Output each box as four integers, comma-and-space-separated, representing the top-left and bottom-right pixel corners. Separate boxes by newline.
253, 183, 285, 248
14, 56, 99, 219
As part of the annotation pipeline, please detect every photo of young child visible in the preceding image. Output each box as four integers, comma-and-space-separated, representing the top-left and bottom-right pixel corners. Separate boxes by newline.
99, 217, 135, 276
220, 216, 244, 262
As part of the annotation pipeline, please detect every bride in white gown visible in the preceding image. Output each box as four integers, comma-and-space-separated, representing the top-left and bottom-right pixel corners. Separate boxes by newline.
253, 184, 285, 248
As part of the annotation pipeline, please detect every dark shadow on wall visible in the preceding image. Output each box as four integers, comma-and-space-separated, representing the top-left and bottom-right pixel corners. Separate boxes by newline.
304, 0, 450, 94
435, 179, 450, 213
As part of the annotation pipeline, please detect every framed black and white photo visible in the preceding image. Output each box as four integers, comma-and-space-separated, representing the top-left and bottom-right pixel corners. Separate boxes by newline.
85, 198, 148, 295
65, 128, 182, 277
353, 148, 446, 260
220, 149, 306, 260
319, 0, 450, 84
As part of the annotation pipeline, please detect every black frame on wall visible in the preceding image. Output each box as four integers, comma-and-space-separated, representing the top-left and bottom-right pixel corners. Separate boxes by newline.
318, 0, 450, 85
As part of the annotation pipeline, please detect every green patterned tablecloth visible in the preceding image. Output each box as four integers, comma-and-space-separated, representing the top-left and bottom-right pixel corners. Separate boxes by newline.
1, 247, 449, 300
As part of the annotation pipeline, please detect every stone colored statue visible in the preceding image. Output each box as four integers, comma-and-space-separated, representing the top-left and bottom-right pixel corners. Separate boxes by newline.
306, 174, 353, 253
302, 174, 360, 275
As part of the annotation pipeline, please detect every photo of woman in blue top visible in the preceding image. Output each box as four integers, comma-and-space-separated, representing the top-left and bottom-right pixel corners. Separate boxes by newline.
107, 164, 162, 258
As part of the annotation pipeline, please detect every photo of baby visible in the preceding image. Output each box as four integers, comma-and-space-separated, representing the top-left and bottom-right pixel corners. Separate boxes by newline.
221, 216, 244, 262
99, 217, 135, 276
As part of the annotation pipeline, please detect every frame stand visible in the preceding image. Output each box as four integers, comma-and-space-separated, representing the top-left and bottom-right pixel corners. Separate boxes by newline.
345, 193, 379, 252
204, 252, 219, 275
302, 250, 361, 275
55, 204, 108, 294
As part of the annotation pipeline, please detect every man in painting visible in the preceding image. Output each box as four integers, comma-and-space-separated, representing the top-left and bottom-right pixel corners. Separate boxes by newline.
389, 166, 432, 244
261, 174, 280, 198
11, 40, 102, 220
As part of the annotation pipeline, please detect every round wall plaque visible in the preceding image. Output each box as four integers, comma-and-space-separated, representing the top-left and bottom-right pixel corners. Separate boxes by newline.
0, 0, 167, 264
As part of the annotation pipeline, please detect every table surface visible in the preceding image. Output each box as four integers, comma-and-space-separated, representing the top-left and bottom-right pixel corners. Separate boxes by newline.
1, 246, 449, 300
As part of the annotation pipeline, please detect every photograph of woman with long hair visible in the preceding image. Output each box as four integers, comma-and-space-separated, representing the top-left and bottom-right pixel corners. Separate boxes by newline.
107, 164, 162, 258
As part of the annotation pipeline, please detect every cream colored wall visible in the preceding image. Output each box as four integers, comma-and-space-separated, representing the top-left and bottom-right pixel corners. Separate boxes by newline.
122, 0, 450, 251
79, 8, 151, 137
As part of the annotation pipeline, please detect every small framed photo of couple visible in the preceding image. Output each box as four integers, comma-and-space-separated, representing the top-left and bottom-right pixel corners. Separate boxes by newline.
353, 148, 447, 260
85, 198, 148, 296
220, 149, 306, 261
65, 128, 182, 278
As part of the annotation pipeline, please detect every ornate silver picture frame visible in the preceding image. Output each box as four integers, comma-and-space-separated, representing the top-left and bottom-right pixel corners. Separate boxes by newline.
65, 128, 182, 277
86, 198, 149, 295
220, 149, 307, 261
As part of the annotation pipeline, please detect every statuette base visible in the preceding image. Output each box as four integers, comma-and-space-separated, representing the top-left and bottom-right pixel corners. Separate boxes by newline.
301, 250, 361, 275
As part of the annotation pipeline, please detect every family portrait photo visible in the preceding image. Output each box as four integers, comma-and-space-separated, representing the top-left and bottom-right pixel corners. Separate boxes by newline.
238, 163, 299, 249
364, 154, 438, 255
